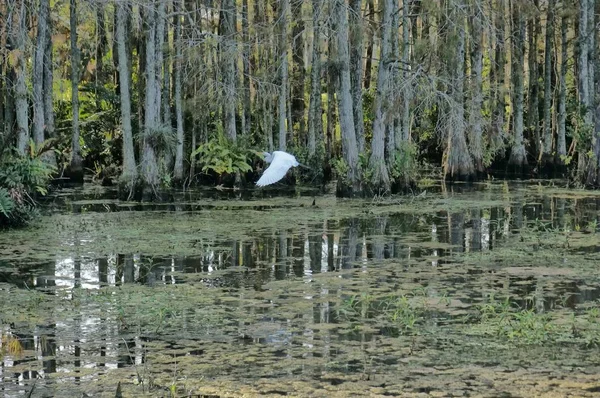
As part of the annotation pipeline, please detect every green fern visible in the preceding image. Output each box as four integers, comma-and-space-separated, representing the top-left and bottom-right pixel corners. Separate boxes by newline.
0, 188, 14, 218
191, 134, 254, 176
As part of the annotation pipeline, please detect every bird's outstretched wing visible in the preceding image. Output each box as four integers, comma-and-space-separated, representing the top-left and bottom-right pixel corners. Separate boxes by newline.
256, 152, 294, 187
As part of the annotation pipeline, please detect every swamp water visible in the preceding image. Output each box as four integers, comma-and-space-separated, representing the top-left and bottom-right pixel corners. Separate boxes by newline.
1, 181, 600, 397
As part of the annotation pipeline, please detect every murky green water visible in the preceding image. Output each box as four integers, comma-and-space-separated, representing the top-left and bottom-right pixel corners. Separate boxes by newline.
1, 181, 600, 397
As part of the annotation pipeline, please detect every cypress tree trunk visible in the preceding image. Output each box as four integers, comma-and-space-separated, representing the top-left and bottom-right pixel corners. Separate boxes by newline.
277, 0, 289, 150
400, 0, 411, 143
584, 0, 599, 185
444, 0, 474, 180
527, 1, 541, 159
13, 0, 29, 154
326, 30, 336, 159
556, 14, 568, 165
508, 0, 528, 170
69, 0, 83, 181
174, 0, 185, 182
43, 23, 56, 166
142, 1, 161, 191
540, 0, 555, 169
350, 0, 365, 154
222, 0, 237, 141
308, 0, 324, 156
117, 0, 137, 189
491, 0, 506, 152
291, 0, 305, 143
241, 0, 252, 136
334, 0, 361, 196
363, 0, 375, 90
468, 0, 484, 173
577, 0, 591, 180
369, 0, 392, 192
33, 0, 49, 148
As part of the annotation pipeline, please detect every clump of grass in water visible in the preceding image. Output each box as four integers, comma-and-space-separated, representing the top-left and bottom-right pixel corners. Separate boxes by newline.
470, 295, 600, 346
1, 333, 24, 358
339, 291, 427, 335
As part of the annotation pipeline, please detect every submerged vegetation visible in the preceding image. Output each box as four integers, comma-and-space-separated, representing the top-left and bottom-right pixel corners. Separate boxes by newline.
1, 183, 600, 396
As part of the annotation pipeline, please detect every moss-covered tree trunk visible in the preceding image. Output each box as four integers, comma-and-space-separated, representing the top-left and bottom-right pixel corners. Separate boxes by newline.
141, 1, 161, 192
555, 14, 568, 166
508, 0, 528, 170
468, 0, 484, 174
527, 0, 541, 160
69, 0, 83, 182
349, 0, 365, 154
369, 0, 392, 192
43, 22, 56, 166
276, 0, 289, 150
291, 0, 305, 144
540, 0, 555, 170
173, 0, 185, 183
444, 0, 474, 181
490, 0, 506, 152
308, 0, 324, 156
33, 0, 49, 148
334, 0, 361, 196
400, 0, 411, 143
116, 0, 137, 190
12, 0, 29, 154
221, 0, 237, 142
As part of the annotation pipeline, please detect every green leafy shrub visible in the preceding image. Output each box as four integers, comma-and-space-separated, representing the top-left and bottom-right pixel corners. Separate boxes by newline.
191, 134, 256, 177
390, 141, 419, 183
0, 145, 55, 228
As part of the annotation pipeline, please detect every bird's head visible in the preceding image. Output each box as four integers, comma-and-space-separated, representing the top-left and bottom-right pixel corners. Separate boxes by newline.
262, 152, 273, 163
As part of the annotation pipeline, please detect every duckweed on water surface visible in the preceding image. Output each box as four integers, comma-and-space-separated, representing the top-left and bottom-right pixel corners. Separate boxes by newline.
1, 182, 600, 397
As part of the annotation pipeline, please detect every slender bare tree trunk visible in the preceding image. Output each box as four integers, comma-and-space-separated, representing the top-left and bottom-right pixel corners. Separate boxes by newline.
400, 0, 411, 142
155, 1, 166, 126
468, 0, 484, 173
241, 0, 251, 136
387, 0, 400, 164
33, 0, 49, 148
142, 1, 161, 190
444, 0, 474, 180
577, 0, 591, 179
12, 0, 29, 154
369, 0, 392, 191
508, 0, 527, 169
527, 0, 541, 159
491, 0, 506, 151
308, 0, 324, 156
556, 14, 568, 164
291, 0, 306, 143
277, 0, 289, 150
326, 33, 335, 159
540, 0, 555, 166
116, 0, 137, 188
334, 0, 360, 195
350, 0, 365, 154
584, 0, 599, 185
174, 0, 185, 182
363, 0, 375, 90
221, 0, 237, 141
43, 24, 56, 165
70, 0, 83, 180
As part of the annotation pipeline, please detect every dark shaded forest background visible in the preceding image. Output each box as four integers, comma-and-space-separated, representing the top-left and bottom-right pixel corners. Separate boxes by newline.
1, 0, 600, 209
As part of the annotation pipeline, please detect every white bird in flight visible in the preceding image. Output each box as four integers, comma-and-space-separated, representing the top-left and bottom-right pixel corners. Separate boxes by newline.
256, 151, 309, 187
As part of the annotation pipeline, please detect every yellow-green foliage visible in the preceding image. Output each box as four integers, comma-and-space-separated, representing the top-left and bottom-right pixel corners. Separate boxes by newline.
191, 134, 255, 176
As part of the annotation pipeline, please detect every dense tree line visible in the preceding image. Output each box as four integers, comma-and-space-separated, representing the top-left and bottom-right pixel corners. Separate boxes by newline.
1, 0, 600, 199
